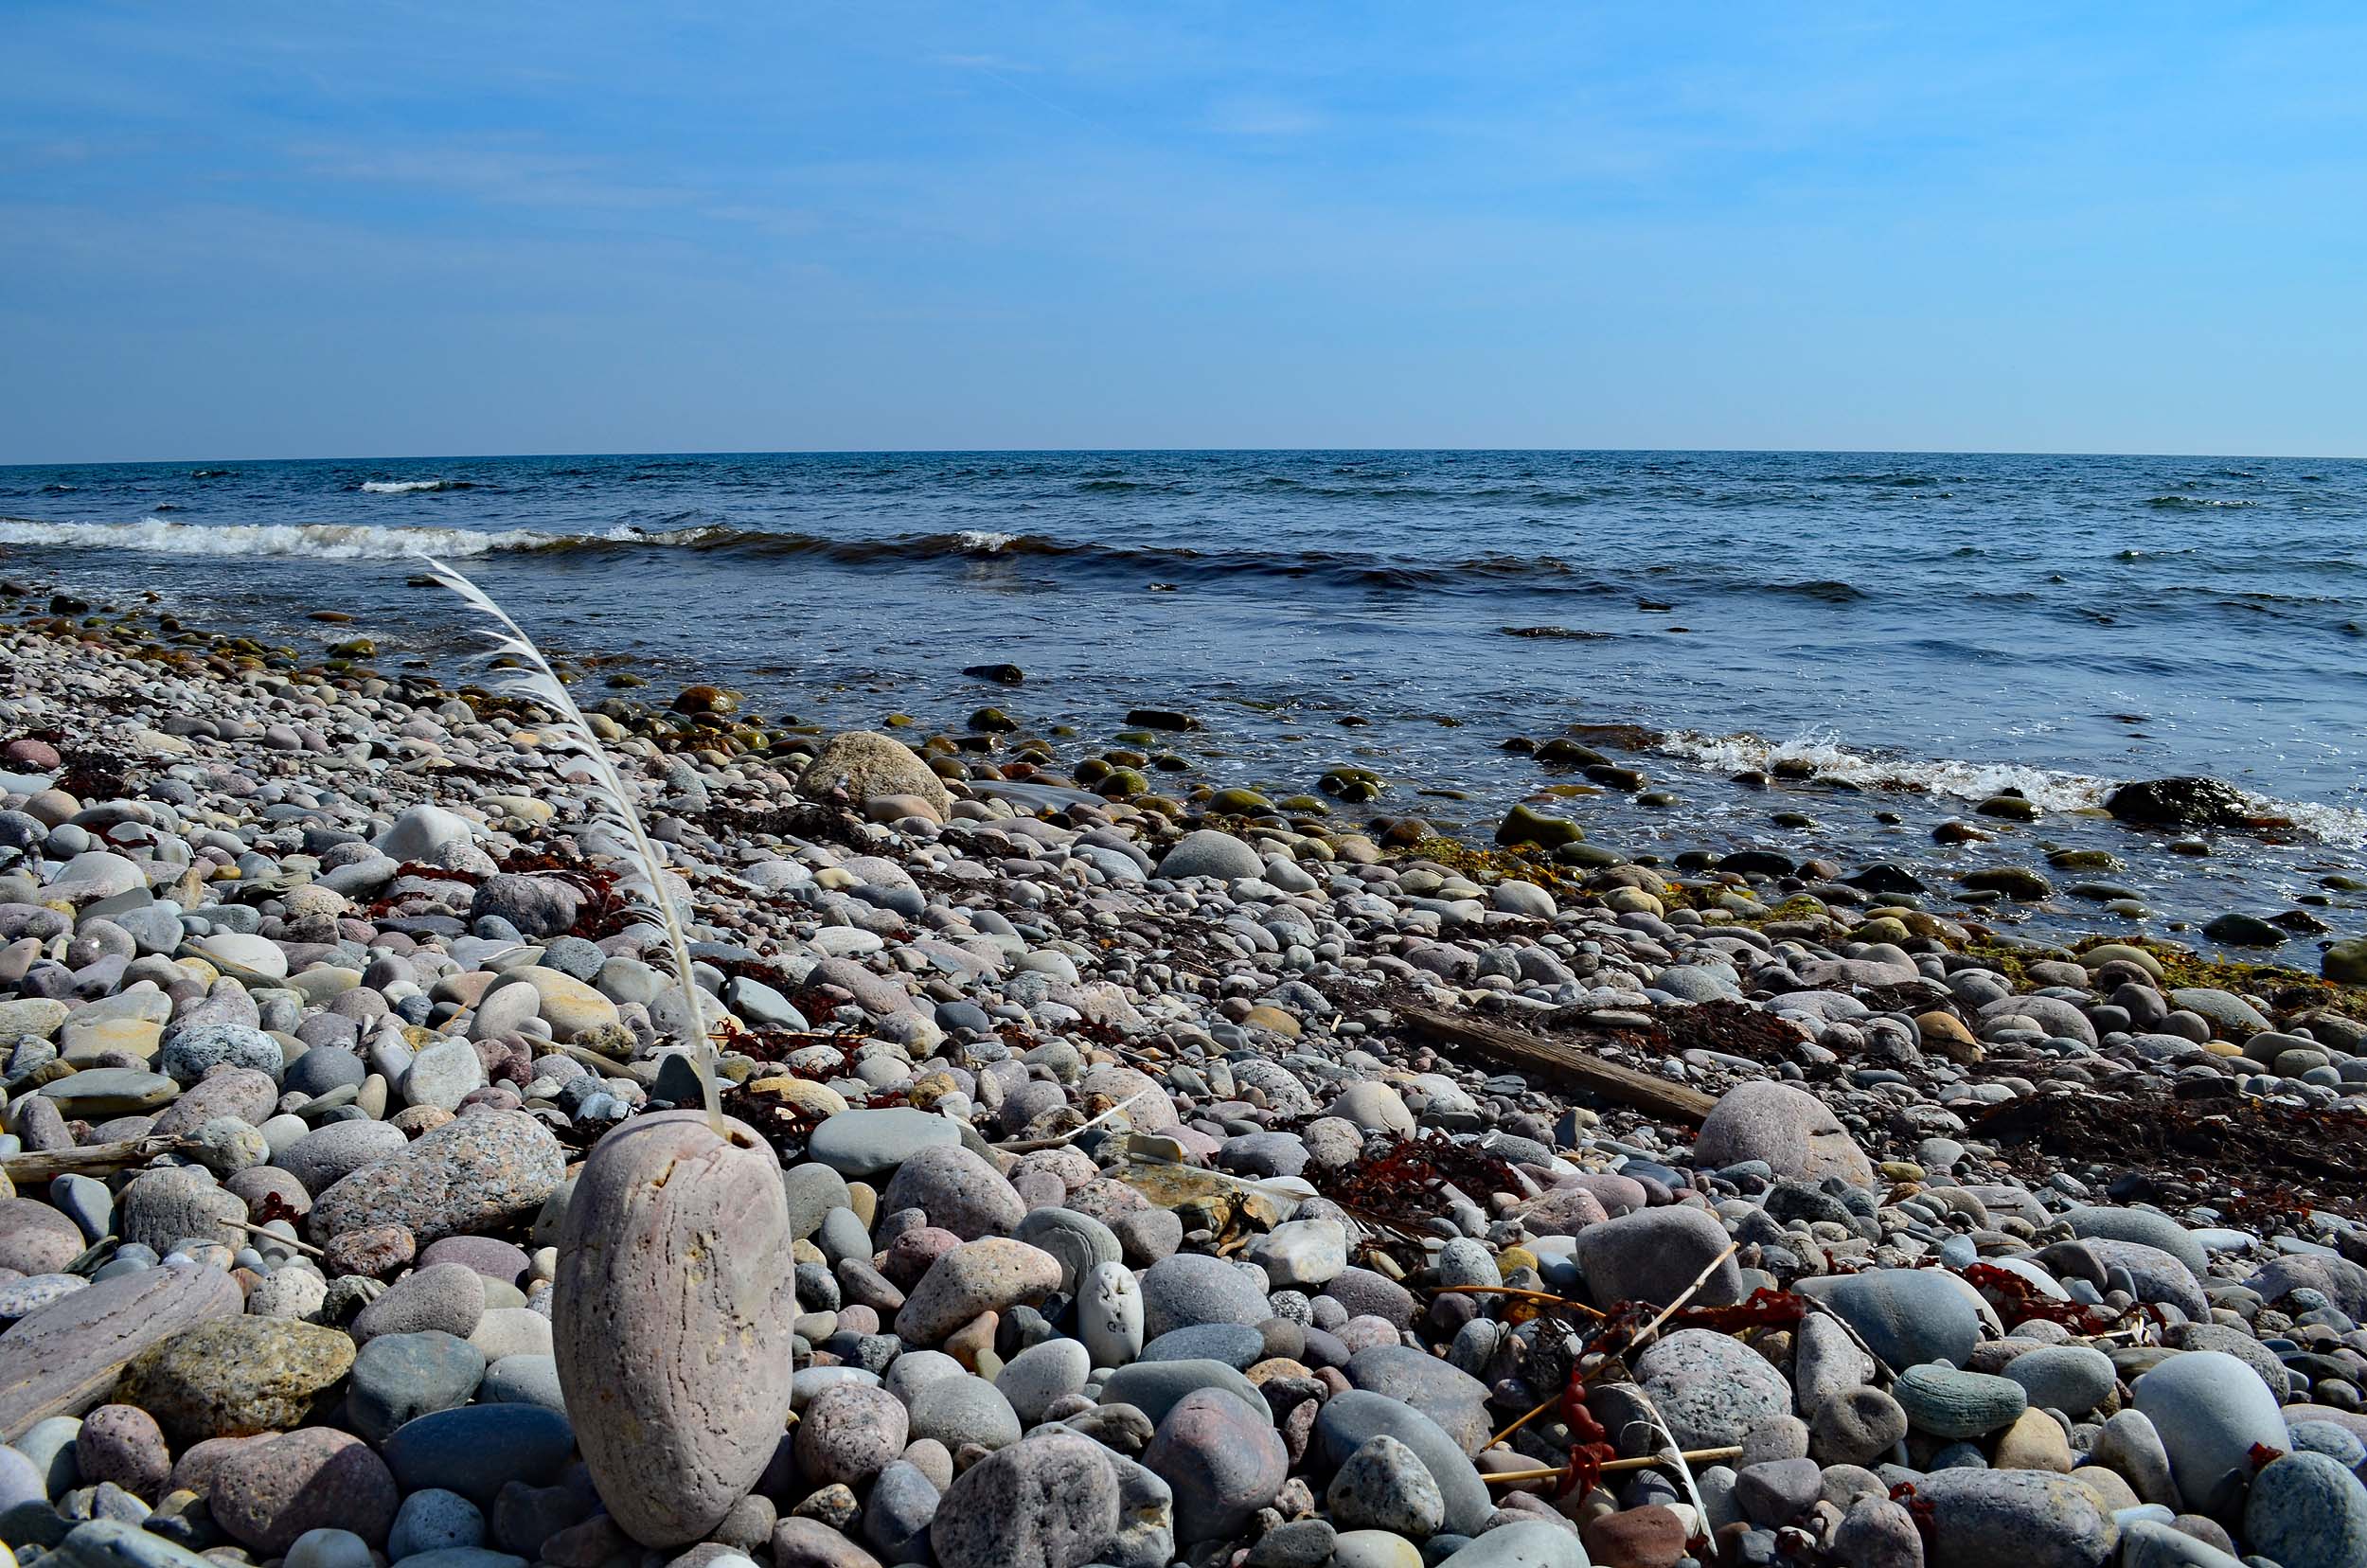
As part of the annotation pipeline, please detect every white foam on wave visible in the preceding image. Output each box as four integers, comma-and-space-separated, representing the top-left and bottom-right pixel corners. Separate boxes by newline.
2267, 797, 2367, 848
360, 478, 454, 494
0, 517, 561, 560
956, 529, 1019, 553
1653, 727, 2114, 812
1654, 727, 2367, 846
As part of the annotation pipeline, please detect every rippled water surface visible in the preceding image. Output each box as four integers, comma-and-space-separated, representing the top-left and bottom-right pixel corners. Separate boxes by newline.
4, 450, 2363, 947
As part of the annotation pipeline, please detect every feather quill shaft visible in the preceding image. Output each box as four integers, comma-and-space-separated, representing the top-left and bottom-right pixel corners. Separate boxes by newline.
414, 554, 721, 1134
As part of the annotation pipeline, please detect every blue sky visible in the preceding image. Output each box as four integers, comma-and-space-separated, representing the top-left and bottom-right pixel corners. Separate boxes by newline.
4, 3, 2363, 460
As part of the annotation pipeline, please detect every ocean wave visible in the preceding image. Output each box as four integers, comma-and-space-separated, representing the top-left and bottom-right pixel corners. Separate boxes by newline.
359, 478, 474, 494
189, 469, 234, 479
0, 517, 577, 560
41, 484, 76, 493
1766, 579, 1869, 602
1651, 728, 2367, 846
1653, 729, 2112, 811
2145, 495, 2256, 509
607, 525, 1608, 592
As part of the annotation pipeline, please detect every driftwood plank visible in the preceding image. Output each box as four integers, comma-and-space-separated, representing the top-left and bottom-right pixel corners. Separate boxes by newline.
1397, 1004, 1718, 1125
0, 1135, 187, 1185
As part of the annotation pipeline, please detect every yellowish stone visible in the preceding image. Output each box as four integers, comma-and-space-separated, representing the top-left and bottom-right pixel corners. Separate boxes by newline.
747, 1076, 849, 1118
61, 1017, 163, 1064
1242, 1005, 1302, 1038
1993, 1406, 2073, 1472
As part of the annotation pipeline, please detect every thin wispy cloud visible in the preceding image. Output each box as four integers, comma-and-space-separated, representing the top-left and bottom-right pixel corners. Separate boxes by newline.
3, 2, 2365, 460
1203, 97, 1323, 136
930, 52, 1038, 72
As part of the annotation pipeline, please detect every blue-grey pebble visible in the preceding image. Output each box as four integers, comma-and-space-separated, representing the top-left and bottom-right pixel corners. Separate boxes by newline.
380, 1405, 575, 1505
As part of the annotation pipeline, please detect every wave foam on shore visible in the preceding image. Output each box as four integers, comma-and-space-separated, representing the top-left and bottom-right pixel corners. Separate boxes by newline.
1654, 727, 2367, 846
0, 517, 579, 559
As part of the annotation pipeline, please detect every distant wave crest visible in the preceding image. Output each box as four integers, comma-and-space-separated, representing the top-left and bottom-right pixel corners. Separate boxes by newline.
360, 478, 474, 494
0, 517, 585, 560
0, 514, 1900, 601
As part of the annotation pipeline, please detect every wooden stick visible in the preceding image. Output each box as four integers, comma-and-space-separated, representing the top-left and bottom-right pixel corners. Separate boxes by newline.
1486, 1395, 1561, 1452
1396, 1004, 1717, 1124
0, 1134, 188, 1184
1485, 1242, 1739, 1452
1485, 1448, 1743, 1485
1620, 1240, 1741, 1360
995, 1087, 1154, 1153
224, 1218, 327, 1258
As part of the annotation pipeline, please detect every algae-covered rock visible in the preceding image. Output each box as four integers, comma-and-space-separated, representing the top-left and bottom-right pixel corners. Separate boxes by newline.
555, 1110, 796, 1547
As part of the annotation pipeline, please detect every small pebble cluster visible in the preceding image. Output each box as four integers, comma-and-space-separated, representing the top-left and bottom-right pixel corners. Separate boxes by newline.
0, 608, 2365, 1568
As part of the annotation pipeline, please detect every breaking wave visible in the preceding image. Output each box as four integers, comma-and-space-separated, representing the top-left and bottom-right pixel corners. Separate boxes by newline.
1650, 728, 2367, 846
359, 478, 475, 494
0, 517, 581, 560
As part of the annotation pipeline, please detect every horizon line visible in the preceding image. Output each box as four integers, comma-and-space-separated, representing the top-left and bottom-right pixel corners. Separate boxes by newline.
6, 443, 2363, 469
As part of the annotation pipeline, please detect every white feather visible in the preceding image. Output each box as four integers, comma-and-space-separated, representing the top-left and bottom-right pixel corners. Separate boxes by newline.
414, 554, 721, 1132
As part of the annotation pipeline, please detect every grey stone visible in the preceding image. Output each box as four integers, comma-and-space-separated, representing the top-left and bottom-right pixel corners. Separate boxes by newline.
1326, 1434, 1443, 1539
1140, 1252, 1272, 1341
929, 1430, 1120, 1568
347, 1331, 487, 1444
1157, 830, 1264, 882
380, 1404, 576, 1506
1014, 1207, 1121, 1294
1573, 1205, 1745, 1309
310, 1109, 563, 1244
2242, 1450, 2367, 1568
1635, 1328, 1794, 1451
1795, 1269, 1984, 1370
2061, 1207, 2206, 1275
2131, 1350, 2288, 1513
44, 1518, 221, 1568
1434, 1522, 1587, 1566
804, 1107, 960, 1178
1316, 1389, 1492, 1537
1893, 1366, 2027, 1439
2001, 1345, 2116, 1417
157, 1025, 281, 1086
1095, 1359, 1265, 1427
282, 1119, 408, 1195
906, 1375, 1022, 1452
1344, 1345, 1491, 1455
1694, 1079, 1874, 1186
352, 1263, 485, 1344
1911, 1468, 2117, 1568
996, 1338, 1091, 1424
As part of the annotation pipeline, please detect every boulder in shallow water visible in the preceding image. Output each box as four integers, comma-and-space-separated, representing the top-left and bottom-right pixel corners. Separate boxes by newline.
2104, 776, 2252, 829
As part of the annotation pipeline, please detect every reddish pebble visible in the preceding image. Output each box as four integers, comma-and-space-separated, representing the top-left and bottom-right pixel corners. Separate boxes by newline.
76, 1404, 171, 1500
1582, 1505, 1691, 1568
323, 1223, 417, 1278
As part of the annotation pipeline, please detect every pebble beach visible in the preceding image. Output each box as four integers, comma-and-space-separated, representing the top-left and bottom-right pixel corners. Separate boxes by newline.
1, 576, 2365, 1568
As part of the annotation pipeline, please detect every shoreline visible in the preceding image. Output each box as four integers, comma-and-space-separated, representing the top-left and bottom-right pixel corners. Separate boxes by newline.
1, 572, 2365, 1566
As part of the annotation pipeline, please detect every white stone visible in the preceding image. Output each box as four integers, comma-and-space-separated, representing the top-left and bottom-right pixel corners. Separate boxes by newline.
1081, 1260, 1144, 1370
